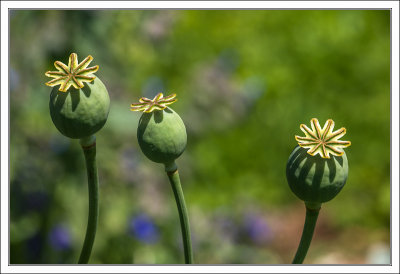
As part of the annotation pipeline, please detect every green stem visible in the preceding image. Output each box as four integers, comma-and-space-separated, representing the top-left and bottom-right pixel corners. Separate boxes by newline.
78, 135, 99, 264
292, 204, 321, 264
165, 161, 194, 264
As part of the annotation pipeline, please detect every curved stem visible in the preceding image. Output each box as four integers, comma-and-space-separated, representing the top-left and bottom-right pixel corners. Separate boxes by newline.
165, 162, 194, 264
78, 135, 99, 264
292, 204, 320, 264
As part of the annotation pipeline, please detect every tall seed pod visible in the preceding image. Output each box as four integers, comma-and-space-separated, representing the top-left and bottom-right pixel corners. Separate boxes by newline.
45, 53, 110, 263
130, 93, 193, 264
286, 118, 351, 264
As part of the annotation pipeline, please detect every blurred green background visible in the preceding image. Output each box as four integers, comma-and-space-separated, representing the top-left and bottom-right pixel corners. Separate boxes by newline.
9, 10, 390, 264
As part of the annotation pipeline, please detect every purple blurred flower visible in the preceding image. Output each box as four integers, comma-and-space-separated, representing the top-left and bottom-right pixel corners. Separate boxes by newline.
120, 147, 141, 184
214, 215, 239, 242
128, 214, 159, 244
49, 224, 72, 251
243, 213, 273, 245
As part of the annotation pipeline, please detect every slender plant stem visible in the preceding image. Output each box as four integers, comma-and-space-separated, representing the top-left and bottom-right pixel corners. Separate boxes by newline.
78, 136, 99, 264
165, 162, 194, 264
292, 205, 321, 264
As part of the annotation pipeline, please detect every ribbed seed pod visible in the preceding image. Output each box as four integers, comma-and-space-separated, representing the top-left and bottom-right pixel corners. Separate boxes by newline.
286, 145, 348, 205
287, 118, 351, 264
287, 118, 351, 207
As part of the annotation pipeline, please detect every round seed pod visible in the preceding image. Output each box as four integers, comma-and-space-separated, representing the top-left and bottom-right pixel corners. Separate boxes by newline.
49, 77, 110, 139
137, 108, 187, 165
286, 146, 348, 205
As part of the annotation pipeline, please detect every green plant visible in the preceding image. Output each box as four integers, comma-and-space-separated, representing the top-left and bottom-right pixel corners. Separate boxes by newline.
286, 118, 351, 264
131, 93, 193, 264
45, 53, 110, 263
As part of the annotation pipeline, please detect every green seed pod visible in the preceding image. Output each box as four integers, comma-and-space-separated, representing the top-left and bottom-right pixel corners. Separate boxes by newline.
45, 53, 108, 264
137, 108, 187, 164
131, 93, 186, 165
49, 78, 110, 139
132, 93, 193, 264
286, 118, 351, 208
45, 53, 110, 139
286, 145, 348, 205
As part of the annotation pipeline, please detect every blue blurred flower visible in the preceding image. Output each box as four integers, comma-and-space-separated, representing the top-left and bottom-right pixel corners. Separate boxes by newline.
49, 224, 72, 251
128, 214, 159, 244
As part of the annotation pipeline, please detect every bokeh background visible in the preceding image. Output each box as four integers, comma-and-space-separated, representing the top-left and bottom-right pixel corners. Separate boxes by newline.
9, 10, 390, 264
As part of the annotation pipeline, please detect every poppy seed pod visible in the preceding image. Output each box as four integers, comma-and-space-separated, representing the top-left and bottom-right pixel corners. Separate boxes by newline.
286, 118, 351, 209
286, 145, 348, 206
49, 78, 110, 139
44, 53, 109, 264
137, 108, 187, 164
131, 92, 193, 263
45, 53, 110, 139
131, 93, 187, 165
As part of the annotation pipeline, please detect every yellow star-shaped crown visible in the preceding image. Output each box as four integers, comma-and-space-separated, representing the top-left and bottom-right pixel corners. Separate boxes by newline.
45, 53, 99, 92
130, 93, 177, 113
295, 118, 351, 159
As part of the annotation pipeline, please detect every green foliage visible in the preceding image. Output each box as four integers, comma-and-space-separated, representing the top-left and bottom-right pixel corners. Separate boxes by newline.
10, 10, 390, 264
